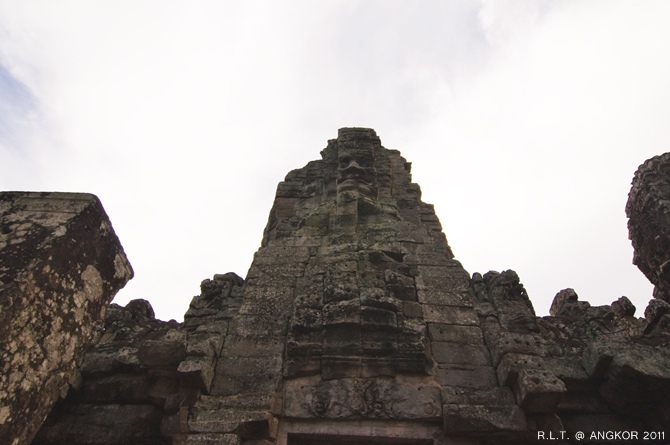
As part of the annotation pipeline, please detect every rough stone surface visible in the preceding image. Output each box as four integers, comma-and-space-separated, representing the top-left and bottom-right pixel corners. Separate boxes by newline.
627, 152, 670, 302
0, 192, 132, 445
22, 134, 670, 444
34, 272, 244, 445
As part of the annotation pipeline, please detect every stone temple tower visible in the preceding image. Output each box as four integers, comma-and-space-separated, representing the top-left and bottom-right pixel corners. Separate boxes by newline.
32, 128, 670, 445
186, 127, 519, 443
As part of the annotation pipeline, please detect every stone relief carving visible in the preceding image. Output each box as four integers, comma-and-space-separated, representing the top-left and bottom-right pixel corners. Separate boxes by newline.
296, 378, 440, 420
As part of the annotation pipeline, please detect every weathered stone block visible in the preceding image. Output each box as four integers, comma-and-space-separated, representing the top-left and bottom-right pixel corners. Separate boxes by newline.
323, 324, 362, 356
360, 305, 397, 327
513, 369, 567, 413
496, 353, 545, 387
253, 246, 311, 262
188, 405, 270, 434
598, 346, 670, 412
223, 334, 284, 357
417, 289, 473, 307
393, 356, 428, 374
138, 339, 187, 367
79, 346, 141, 375
77, 374, 151, 404
441, 386, 516, 406
290, 307, 323, 333
408, 252, 454, 267
399, 316, 427, 335
209, 372, 278, 398
386, 284, 417, 301
361, 327, 397, 349
383, 268, 415, 286
611, 296, 636, 317
323, 282, 359, 304
431, 342, 491, 366
186, 333, 224, 358
542, 356, 590, 391
234, 314, 289, 338
286, 340, 322, 357
422, 305, 478, 325
283, 355, 321, 377
645, 298, 670, 329
359, 357, 396, 377
549, 288, 579, 316
217, 356, 282, 377
191, 394, 271, 414
396, 339, 425, 356
402, 301, 423, 318
323, 300, 361, 325
321, 357, 361, 380
361, 289, 398, 316
0, 192, 132, 445
443, 404, 527, 433
650, 312, 670, 334
582, 343, 618, 379
427, 323, 484, 345
435, 364, 498, 388
497, 312, 541, 334
482, 270, 536, 317
329, 212, 357, 228
238, 287, 295, 316
178, 356, 217, 393
415, 266, 470, 294
627, 152, 670, 302
487, 331, 549, 367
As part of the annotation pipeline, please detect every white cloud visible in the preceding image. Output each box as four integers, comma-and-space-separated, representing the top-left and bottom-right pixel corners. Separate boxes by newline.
478, 0, 549, 50
412, 0, 670, 313
0, 0, 668, 320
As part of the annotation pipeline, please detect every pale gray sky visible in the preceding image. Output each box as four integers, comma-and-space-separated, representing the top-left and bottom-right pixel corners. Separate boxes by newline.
1, 1, 668, 321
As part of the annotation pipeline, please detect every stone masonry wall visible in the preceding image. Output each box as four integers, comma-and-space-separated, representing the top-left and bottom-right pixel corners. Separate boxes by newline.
0, 192, 133, 445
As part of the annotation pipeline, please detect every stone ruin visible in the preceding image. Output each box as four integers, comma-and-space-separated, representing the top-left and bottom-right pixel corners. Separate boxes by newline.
2, 128, 670, 444
0, 193, 133, 445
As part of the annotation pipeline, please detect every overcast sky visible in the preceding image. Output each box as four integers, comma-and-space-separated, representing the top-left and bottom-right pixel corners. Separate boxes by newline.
1, 1, 668, 321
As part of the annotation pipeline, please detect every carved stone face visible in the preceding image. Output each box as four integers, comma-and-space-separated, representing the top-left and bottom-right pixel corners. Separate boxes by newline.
336, 146, 376, 199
